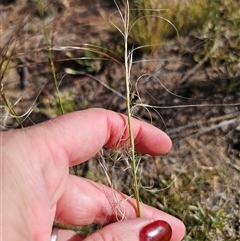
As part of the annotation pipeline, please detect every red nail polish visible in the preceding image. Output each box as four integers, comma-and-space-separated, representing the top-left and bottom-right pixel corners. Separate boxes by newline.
139, 220, 172, 241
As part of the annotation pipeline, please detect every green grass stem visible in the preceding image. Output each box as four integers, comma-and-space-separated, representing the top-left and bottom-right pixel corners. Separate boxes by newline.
37, 0, 64, 115
122, 0, 141, 217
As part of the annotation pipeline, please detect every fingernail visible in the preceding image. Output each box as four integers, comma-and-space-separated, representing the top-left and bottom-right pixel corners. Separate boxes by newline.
139, 220, 172, 241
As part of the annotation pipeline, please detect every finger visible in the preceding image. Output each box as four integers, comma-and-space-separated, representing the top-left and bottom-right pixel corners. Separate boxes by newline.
55, 175, 185, 241
57, 229, 84, 241
79, 218, 181, 241
24, 108, 172, 167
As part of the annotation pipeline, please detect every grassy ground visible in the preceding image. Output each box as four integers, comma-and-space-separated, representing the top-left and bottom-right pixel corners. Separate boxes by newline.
1, 0, 240, 240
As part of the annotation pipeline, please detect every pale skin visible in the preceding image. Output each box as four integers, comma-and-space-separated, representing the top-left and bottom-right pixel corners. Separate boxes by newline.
2, 108, 186, 241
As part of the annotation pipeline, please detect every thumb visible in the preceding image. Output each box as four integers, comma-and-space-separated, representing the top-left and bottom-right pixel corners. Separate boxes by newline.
84, 218, 178, 241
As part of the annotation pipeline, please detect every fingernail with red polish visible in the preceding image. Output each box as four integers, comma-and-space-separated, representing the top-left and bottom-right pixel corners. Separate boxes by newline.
139, 220, 172, 241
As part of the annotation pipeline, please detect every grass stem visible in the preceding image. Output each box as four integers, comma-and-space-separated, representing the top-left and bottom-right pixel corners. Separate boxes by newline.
0, 89, 23, 128
37, 0, 64, 115
0, 51, 23, 128
123, 0, 141, 217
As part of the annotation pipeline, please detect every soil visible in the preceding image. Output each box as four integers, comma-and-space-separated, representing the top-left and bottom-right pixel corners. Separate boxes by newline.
1, 0, 240, 239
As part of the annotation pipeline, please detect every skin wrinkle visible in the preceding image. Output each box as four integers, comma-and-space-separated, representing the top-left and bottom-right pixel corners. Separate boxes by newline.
3, 109, 185, 241
55, 177, 99, 225
23, 153, 51, 240
26, 130, 68, 204
90, 228, 109, 241
2, 146, 30, 240
56, 176, 138, 226
57, 111, 106, 165
58, 174, 184, 234
29, 191, 50, 240
5, 129, 63, 241
92, 184, 132, 225
105, 111, 171, 155
26, 121, 70, 208
133, 121, 144, 147
55, 177, 104, 225
84, 219, 150, 241
105, 112, 129, 149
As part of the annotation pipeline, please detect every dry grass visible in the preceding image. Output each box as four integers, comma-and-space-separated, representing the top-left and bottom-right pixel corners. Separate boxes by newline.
1, 0, 240, 240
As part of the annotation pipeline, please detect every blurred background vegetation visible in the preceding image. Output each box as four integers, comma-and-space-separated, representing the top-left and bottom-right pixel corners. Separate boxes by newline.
1, 0, 240, 240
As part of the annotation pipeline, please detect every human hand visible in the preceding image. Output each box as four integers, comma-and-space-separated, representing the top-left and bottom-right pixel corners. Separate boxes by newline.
2, 108, 185, 241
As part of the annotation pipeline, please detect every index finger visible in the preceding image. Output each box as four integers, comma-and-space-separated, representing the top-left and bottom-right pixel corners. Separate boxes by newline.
30, 108, 172, 166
